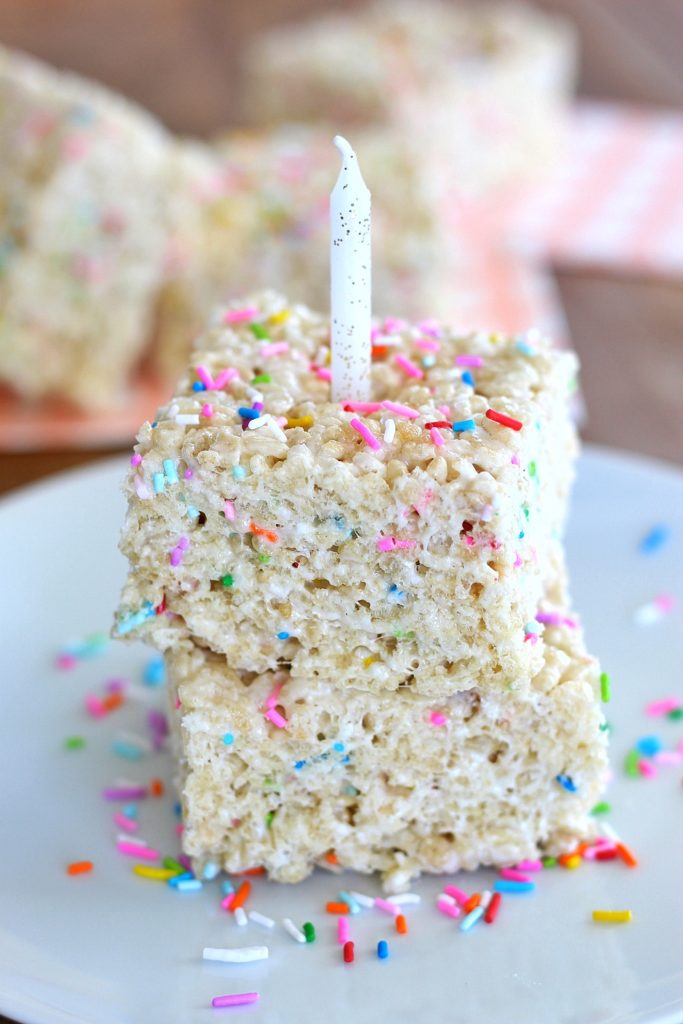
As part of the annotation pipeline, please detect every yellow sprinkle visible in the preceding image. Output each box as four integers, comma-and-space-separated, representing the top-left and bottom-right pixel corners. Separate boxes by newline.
592, 910, 633, 924
268, 309, 291, 324
286, 415, 313, 429
363, 655, 378, 668
563, 854, 582, 870
132, 866, 180, 881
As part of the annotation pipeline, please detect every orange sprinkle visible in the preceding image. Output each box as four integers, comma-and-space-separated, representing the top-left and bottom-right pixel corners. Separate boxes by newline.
67, 860, 93, 876
242, 866, 266, 877
149, 778, 164, 797
249, 522, 279, 543
324, 850, 338, 865
326, 902, 350, 914
395, 913, 408, 934
101, 692, 124, 713
616, 842, 639, 868
464, 893, 481, 914
231, 880, 251, 910
372, 345, 389, 359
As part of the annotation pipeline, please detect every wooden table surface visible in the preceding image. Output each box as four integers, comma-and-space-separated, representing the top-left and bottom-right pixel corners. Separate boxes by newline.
0, 2, 681, 1021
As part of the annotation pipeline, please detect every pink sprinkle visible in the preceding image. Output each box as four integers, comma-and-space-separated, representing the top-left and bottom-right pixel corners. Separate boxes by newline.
130, 453, 142, 467
443, 885, 468, 905
524, 633, 538, 645
511, 454, 520, 466
213, 368, 239, 389
417, 318, 441, 338
370, 326, 382, 341
515, 859, 543, 872
183, 468, 193, 480
338, 916, 350, 944
212, 994, 259, 1010
175, 823, 184, 836
265, 681, 284, 710
114, 812, 139, 833
437, 897, 461, 919
260, 342, 289, 357
344, 402, 382, 413
655, 594, 676, 613
654, 750, 682, 765
513, 552, 523, 568
84, 695, 105, 718
374, 897, 400, 916
102, 786, 147, 801
430, 712, 447, 726
350, 418, 381, 451
381, 401, 419, 419
456, 355, 484, 367
195, 365, 215, 389
394, 353, 424, 379
376, 536, 417, 552
383, 317, 407, 333
414, 337, 440, 352
314, 366, 332, 382
430, 427, 445, 447
201, 403, 213, 418
220, 894, 235, 911
179, 854, 192, 872
500, 868, 532, 882
437, 405, 451, 417
116, 841, 160, 861
56, 653, 78, 670
536, 612, 563, 626
265, 708, 288, 729
638, 759, 657, 778
133, 475, 151, 500
646, 697, 682, 716
224, 307, 258, 324
223, 500, 235, 521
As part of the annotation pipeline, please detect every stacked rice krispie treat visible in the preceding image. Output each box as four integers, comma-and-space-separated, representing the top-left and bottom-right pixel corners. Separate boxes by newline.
0, 45, 171, 408
115, 292, 607, 891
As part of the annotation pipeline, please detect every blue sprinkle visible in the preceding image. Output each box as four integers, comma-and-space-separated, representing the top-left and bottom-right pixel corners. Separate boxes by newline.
640, 524, 671, 555
152, 472, 165, 494
163, 459, 179, 484
341, 755, 351, 764
173, 802, 182, 818
515, 340, 536, 356
115, 602, 155, 636
223, 732, 234, 746
452, 418, 476, 432
237, 407, 260, 420
524, 621, 541, 634
143, 655, 165, 686
122, 803, 138, 819
173, 877, 203, 892
202, 861, 220, 880
221, 879, 235, 896
168, 872, 194, 888
460, 906, 485, 931
555, 773, 577, 792
112, 740, 144, 761
186, 505, 200, 519
232, 465, 247, 480
421, 354, 436, 368
635, 735, 662, 757
339, 890, 361, 915
494, 880, 535, 894
294, 760, 306, 770
151, 422, 158, 429
377, 940, 389, 959
277, 631, 290, 640
333, 742, 345, 752
518, 530, 525, 539
461, 371, 475, 387
192, 381, 206, 392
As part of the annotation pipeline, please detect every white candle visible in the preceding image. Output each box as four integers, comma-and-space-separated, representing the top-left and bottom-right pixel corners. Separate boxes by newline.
330, 135, 372, 403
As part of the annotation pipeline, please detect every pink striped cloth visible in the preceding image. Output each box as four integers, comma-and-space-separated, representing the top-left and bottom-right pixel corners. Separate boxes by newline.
506, 102, 683, 276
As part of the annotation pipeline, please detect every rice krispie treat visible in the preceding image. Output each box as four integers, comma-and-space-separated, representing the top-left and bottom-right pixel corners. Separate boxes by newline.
0, 45, 171, 408
243, 0, 577, 200
116, 291, 604, 887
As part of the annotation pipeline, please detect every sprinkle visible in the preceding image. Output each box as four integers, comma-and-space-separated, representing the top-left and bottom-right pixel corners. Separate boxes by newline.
282, 918, 306, 943
461, 370, 475, 387
102, 786, 147, 801
163, 857, 185, 873
303, 922, 316, 943
260, 341, 289, 358
414, 337, 440, 352
634, 593, 676, 625
639, 524, 671, 555
430, 712, 447, 727
383, 418, 396, 443
387, 893, 421, 906
313, 365, 332, 381
173, 877, 203, 892
152, 473, 165, 494
654, 750, 682, 765
349, 890, 375, 908
238, 407, 260, 421
116, 841, 160, 861
343, 402, 383, 413
337, 917, 350, 944
248, 522, 279, 543
456, 355, 484, 367
132, 866, 179, 881
484, 893, 502, 923
616, 841, 639, 867
230, 881, 251, 910
430, 428, 445, 447
452, 419, 476, 432
463, 893, 482, 914
376, 536, 417, 552
556, 774, 577, 792
394, 353, 424, 379
443, 885, 468, 905
377, 940, 389, 959
213, 368, 240, 389
268, 308, 290, 324
203, 946, 268, 963
636, 735, 663, 757
223, 500, 235, 521
591, 802, 612, 815
343, 941, 355, 963
67, 860, 93, 875
211, 993, 259, 1009
248, 911, 275, 929
350, 418, 381, 450
460, 906, 485, 932
436, 897, 461, 919
235, 907, 250, 926
516, 339, 536, 356
395, 914, 408, 934
114, 811, 138, 833
338, 891, 361, 915
381, 400, 420, 419
224, 306, 258, 324
374, 898, 400, 917
64, 736, 85, 750
592, 910, 632, 924
264, 708, 288, 729
499, 868, 532, 883
286, 415, 314, 428
480, 890, 493, 910
515, 859, 543, 872
425, 420, 452, 430
326, 902, 350, 914
645, 697, 682, 716
191, 381, 206, 392
249, 321, 269, 340
486, 409, 523, 431
493, 880, 535, 894
195, 365, 215, 389
624, 750, 640, 777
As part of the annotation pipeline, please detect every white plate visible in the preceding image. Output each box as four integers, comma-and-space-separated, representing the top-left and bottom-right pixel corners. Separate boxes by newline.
1, 446, 682, 1024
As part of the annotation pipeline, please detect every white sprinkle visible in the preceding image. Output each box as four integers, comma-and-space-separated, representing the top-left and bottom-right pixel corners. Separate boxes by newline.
202, 946, 268, 963
437, 892, 457, 907
234, 906, 248, 927
387, 893, 421, 906
480, 889, 493, 909
176, 414, 200, 426
599, 821, 621, 842
349, 890, 376, 908
247, 416, 268, 430
115, 833, 148, 847
383, 418, 396, 443
282, 918, 306, 943
248, 910, 275, 930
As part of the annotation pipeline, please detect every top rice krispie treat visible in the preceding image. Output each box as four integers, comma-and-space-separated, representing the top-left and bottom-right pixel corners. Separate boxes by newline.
117, 292, 578, 698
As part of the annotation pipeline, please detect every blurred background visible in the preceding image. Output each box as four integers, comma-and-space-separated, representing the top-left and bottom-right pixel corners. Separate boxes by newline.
0, 0, 681, 499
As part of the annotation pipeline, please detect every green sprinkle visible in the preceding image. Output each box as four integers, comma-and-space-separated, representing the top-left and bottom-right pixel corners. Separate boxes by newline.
528, 461, 537, 477
625, 749, 640, 777
668, 708, 683, 720
599, 721, 611, 732
64, 736, 85, 750
590, 801, 611, 815
522, 504, 530, 520
249, 321, 269, 340
257, 554, 271, 564
265, 810, 276, 829
221, 574, 234, 588
600, 671, 611, 702
163, 856, 184, 873
303, 922, 315, 943
541, 856, 557, 868
252, 374, 272, 384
